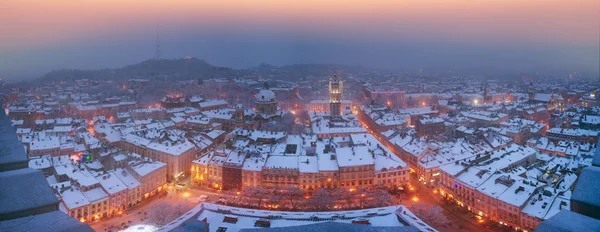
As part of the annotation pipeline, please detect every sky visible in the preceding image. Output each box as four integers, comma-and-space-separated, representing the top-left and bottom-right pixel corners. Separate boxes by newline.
1, 0, 599, 79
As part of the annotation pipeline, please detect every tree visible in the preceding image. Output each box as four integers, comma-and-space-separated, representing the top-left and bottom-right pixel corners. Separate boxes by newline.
332, 188, 353, 209
147, 202, 177, 226
243, 186, 269, 208
225, 189, 241, 204
355, 187, 371, 208
410, 203, 450, 227
267, 191, 284, 208
309, 189, 333, 211
298, 110, 310, 124
372, 189, 393, 207
280, 186, 305, 209
173, 202, 189, 216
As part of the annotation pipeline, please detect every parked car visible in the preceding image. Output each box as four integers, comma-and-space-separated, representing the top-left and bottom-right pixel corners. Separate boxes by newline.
200, 195, 210, 201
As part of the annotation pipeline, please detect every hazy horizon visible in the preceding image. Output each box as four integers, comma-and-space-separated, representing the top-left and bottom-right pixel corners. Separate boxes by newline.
1, 0, 599, 80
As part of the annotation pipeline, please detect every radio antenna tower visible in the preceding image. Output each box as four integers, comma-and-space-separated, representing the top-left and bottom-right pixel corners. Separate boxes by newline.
155, 30, 161, 60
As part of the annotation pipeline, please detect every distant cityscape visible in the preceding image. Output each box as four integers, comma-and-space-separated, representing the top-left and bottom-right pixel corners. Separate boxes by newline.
0, 63, 599, 232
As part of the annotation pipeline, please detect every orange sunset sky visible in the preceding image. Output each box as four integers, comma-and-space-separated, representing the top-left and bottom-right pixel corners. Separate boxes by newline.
1, 0, 599, 78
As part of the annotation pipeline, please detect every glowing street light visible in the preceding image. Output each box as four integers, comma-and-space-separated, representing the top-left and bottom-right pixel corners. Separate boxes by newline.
412, 197, 419, 202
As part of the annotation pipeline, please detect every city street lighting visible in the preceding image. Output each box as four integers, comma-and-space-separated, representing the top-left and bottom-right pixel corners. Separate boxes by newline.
412, 197, 419, 202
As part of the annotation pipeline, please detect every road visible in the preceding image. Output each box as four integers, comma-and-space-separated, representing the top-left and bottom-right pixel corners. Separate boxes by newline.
90, 178, 495, 232
401, 179, 496, 232
355, 116, 496, 232
90, 169, 497, 232
90, 181, 221, 232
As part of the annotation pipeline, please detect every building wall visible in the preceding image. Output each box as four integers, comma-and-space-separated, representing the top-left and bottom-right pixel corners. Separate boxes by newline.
208, 162, 223, 189
68, 204, 90, 223
127, 164, 167, 199
338, 165, 374, 188
222, 165, 243, 190
29, 147, 60, 157
242, 169, 262, 188
309, 101, 352, 114
191, 162, 209, 186
261, 168, 300, 188
88, 198, 109, 222
107, 188, 128, 216
298, 172, 320, 192
374, 167, 410, 188
416, 121, 445, 138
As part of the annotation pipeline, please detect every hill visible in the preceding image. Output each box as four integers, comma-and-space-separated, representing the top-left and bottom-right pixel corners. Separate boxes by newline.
40, 58, 372, 82
40, 58, 233, 82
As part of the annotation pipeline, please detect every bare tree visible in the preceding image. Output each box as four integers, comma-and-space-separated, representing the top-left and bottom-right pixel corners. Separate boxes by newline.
332, 188, 353, 209
267, 191, 284, 208
242, 186, 269, 208
410, 202, 428, 217
298, 110, 310, 125
225, 189, 240, 204
147, 202, 176, 226
308, 189, 332, 211
371, 189, 393, 207
410, 203, 450, 226
280, 186, 305, 209
173, 202, 188, 216
355, 187, 371, 208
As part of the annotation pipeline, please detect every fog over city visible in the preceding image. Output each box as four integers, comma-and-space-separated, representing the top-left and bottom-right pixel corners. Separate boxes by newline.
1, 0, 599, 79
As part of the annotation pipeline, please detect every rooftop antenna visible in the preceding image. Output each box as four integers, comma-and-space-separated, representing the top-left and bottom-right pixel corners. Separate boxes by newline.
155, 29, 161, 60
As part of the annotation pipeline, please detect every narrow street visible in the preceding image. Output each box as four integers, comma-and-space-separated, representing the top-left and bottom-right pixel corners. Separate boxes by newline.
401, 178, 496, 232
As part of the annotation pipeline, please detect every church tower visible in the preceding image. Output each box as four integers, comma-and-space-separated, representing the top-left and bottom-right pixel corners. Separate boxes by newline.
528, 81, 535, 102
329, 74, 343, 116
